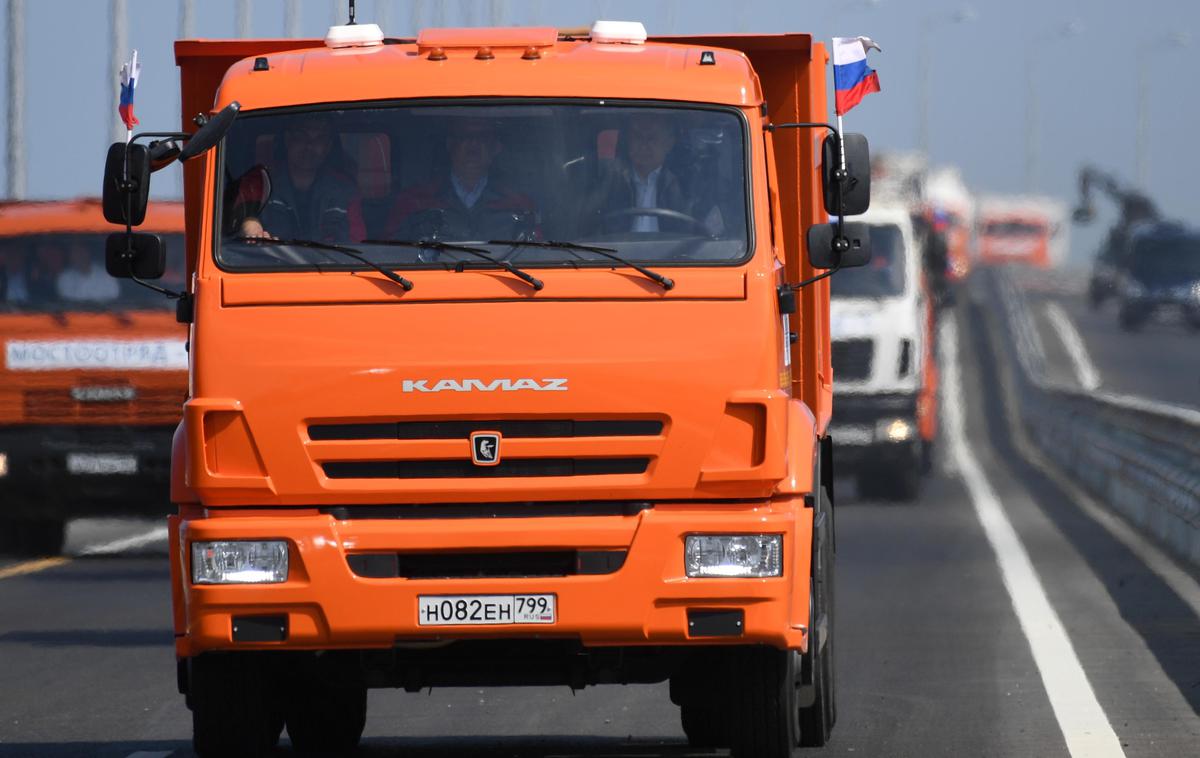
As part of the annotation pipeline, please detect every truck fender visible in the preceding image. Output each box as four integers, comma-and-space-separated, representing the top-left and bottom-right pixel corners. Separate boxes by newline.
169, 420, 199, 505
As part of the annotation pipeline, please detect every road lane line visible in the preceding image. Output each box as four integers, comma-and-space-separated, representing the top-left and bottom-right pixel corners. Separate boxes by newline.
78, 526, 169, 556
1043, 302, 1101, 391
943, 317, 1126, 758
0, 556, 70, 580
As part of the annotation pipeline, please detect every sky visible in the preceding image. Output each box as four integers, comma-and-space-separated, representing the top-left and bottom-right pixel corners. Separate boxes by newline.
1, 0, 1197, 262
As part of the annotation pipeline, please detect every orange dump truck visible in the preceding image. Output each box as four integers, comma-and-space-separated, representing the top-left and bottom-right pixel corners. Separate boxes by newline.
0, 199, 185, 555
101, 19, 873, 756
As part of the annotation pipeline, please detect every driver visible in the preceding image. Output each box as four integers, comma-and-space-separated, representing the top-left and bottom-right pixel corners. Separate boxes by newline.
385, 118, 537, 241
228, 113, 366, 243
580, 113, 723, 236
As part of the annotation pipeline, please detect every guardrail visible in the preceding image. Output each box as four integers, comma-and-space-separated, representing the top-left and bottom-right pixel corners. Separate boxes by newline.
984, 268, 1200, 568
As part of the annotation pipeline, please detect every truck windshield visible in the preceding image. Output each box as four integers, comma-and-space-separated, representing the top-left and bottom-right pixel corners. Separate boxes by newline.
0, 233, 185, 313
1131, 235, 1200, 280
984, 221, 1046, 237
830, 223, 906, 298
215, 102, 750, 272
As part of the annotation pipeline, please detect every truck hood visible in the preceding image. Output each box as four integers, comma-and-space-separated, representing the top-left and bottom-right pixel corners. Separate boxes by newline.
187, 286, 790, 506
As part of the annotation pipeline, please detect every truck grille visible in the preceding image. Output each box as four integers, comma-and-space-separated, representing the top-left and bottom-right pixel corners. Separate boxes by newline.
22, 387, 186, 423
346, 549, 627, 579
832, 339, 874, 381
309, 419, 663, 441
323, 458, 650, 480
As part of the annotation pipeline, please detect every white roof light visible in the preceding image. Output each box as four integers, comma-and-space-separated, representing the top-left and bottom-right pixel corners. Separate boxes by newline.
325, 23, 384, 49
590, 20, 648, 45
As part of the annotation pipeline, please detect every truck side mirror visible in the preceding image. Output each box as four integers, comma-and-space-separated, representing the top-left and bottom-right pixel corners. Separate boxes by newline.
806, 221, 871, 269
179, 101, 241, 162
106, 232, 166, 279
821, 133, 871, 217
102, 142, 151, 226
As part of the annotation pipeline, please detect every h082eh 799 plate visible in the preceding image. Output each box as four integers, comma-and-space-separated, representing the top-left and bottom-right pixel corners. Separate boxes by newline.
417, 594, 556, 626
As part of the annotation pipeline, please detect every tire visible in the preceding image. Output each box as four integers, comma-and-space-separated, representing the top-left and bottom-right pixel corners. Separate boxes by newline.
190, 654, 283, 758
799, 490, 835, 746
680, 704, 727, 748
285, 678, 367, 755
725, 646, 800, 758
892, 464, 921, 503
0, 519, 65, 557
1118, 303, 1146, 332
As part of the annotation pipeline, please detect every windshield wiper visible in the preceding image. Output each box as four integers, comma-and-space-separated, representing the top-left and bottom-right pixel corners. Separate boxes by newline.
490, 239, 674, 291
363, 239, 543, 291
236, 237, 413, 290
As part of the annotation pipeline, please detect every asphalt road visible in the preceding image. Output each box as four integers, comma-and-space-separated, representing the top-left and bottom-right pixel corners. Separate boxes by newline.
1013, 268, 1200, 409
1, 299, 1199, 757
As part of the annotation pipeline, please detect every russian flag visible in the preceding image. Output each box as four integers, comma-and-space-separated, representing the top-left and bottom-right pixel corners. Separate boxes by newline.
832, 36, 881, 116
118, 50, 140, 132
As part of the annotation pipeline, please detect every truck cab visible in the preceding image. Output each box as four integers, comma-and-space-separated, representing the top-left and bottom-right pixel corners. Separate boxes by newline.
829, 204, 928, 500
103, 20, 872, 757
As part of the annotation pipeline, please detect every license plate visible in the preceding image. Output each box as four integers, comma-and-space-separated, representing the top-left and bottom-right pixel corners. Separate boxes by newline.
417, 594, 556, 626
66, 453, 138, 475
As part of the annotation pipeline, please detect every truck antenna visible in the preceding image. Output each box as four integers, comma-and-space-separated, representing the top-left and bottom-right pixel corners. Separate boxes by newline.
348, 0, 356, 25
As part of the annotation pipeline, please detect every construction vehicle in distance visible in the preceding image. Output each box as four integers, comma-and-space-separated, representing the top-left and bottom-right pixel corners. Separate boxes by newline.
975, 195, 1069, 269
0, 199, 186, 555
101, 16, 873, 757
1071, 165, 1162, 310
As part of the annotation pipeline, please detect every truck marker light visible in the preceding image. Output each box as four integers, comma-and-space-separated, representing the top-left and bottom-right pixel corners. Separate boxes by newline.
685, 535, 782, 578
191, 541, 288, 584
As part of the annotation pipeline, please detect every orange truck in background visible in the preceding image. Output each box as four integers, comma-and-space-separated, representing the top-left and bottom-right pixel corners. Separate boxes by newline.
975, 195, 1069, 269
0, 199, 185, 555
102, 19, 873, 757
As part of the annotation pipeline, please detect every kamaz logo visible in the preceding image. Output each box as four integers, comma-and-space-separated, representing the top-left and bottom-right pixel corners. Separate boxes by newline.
402, 378, 569, 393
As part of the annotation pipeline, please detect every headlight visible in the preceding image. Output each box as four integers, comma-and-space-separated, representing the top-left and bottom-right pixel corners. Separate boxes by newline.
191, 540, 289, 584
685, 534, 782, 578
876, 418, 914, 442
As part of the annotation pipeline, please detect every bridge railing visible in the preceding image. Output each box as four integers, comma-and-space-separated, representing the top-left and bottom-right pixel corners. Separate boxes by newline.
984, 268, 1200, 568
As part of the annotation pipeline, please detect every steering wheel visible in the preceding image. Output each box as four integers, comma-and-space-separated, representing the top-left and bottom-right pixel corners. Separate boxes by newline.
602, 207, 712, 236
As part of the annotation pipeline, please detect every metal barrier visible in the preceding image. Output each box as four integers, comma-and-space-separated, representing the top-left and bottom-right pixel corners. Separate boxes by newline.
983, 268, 1200, 567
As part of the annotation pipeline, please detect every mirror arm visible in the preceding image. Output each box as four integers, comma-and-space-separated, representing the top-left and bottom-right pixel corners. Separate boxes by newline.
766, 121, 852, 268
791, 265, 841, 291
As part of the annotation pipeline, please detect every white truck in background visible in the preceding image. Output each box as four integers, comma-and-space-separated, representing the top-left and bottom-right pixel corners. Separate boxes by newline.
829, 204, 931, 501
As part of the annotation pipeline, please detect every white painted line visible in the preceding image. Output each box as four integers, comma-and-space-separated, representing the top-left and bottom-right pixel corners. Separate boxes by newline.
78, 526, 169, 556
1044, 302, 1101, 391
942, 317, 1126, 758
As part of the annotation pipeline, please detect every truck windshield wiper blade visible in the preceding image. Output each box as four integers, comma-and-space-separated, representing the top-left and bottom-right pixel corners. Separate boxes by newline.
363, 238, 543, 291
489, 239, 674, 291
236, 237, 413, 291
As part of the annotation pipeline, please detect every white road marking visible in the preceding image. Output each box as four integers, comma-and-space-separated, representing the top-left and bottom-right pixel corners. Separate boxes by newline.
942, 317, 1126, 758
78, 526, 169, 556
1043, 302, 1101, 391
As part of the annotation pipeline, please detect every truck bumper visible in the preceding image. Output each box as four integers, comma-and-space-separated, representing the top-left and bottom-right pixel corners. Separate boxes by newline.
171, 499, 814, 659
828, 392, 921, 468
0, 425, 174, 518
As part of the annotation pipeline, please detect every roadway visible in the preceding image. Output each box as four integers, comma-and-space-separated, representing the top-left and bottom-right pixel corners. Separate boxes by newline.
1010, 267, 1200, 409
1, 296, 1199, 757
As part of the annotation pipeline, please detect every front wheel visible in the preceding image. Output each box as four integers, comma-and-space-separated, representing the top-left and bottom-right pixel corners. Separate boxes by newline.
190, 654, 284, 758
285, 678, 368, 755
725, 647, 801, 758
680, 704, 728, 748
0, 518, 66, 557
